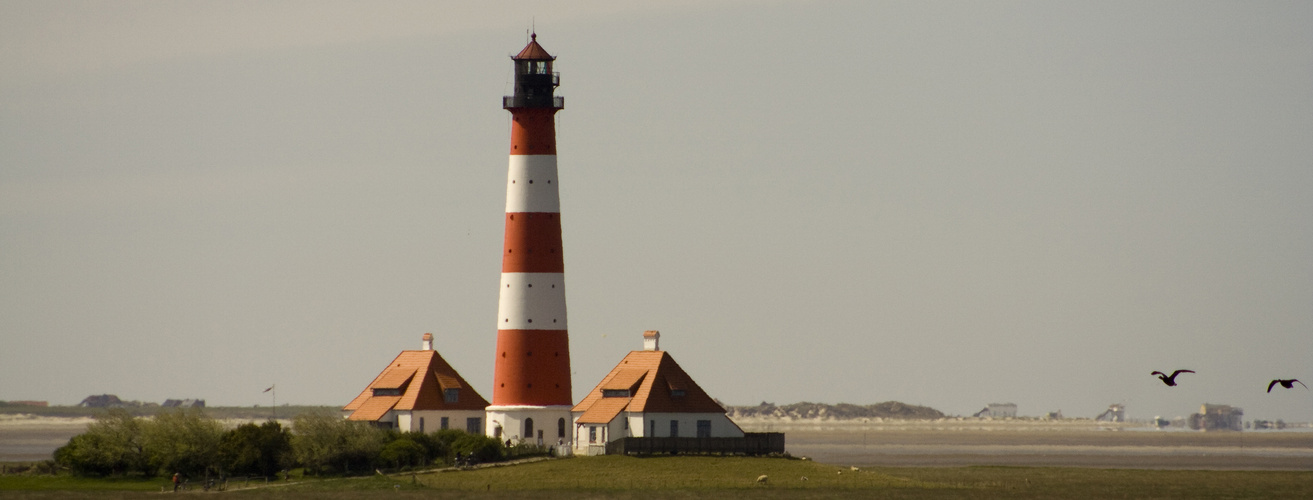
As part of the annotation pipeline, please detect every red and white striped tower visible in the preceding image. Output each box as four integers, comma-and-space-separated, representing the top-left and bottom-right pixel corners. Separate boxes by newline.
485, 33, 573, 446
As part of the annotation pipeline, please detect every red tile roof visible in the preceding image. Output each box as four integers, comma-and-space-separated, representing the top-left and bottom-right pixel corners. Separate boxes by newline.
347, 396, 401, 421
573, 350, 728, 419
373, 369, 415, 390
344, 350, 489, 421
601, 368, 646, 391
576, 397, 629, 425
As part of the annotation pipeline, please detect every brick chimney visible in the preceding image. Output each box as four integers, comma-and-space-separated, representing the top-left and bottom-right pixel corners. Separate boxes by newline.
421, 332, 433, 351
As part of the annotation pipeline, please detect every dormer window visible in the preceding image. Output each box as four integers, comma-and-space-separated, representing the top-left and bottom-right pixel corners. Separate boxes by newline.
372, 388, 401, 397
602, 389, 630, 398
671, 389, 686, 397
444, 388, 459, 403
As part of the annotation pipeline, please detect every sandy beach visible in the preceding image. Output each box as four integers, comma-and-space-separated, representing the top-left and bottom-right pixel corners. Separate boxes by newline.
738, 418, 1313, 470
0, 414, 94, 462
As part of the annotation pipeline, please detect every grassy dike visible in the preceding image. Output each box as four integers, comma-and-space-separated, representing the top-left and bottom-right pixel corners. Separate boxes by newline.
6, 455, 1310, 499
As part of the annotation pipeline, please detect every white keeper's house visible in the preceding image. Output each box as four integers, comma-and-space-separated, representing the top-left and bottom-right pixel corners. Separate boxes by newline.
571, 331, 744, 454
343, 333, 489, 433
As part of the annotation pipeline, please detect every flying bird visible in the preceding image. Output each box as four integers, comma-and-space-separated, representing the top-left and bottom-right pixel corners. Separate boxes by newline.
1151, 370, 1194, 386
1267, 379, 1308, 393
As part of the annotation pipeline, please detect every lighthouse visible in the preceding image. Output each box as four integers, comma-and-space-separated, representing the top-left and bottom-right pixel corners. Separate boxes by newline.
486, 33, 573, 447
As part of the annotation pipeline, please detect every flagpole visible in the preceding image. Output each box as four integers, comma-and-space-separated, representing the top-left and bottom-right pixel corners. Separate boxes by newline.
264, 384, 276, 420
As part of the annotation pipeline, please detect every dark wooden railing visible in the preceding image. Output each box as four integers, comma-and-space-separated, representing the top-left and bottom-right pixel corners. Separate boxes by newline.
604, 432, 785, 456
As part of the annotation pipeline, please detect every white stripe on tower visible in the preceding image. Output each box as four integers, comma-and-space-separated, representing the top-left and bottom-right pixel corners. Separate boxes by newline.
504, 155, 561, 213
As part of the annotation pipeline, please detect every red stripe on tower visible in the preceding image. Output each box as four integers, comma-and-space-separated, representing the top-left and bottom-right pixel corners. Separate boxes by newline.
487, 33, 573, 445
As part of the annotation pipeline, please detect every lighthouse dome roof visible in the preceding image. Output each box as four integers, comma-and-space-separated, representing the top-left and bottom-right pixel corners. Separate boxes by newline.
513, 33, 555, 60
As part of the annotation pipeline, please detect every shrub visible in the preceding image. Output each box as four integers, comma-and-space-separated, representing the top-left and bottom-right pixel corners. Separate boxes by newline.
379, 438, 426, 469
398, 431, 448, 465
291, 413, 387, 475
449, 433, 505, 463
53, 409, 150, 476
433, 428, 468, 449
142, 408, 224, 477
219, 420, 292, 477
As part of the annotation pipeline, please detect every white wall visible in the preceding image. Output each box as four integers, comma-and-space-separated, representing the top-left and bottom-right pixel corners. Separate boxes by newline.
572, 412, 743, 442
406, 410, 487, 433
486, 407, 572, 445
634, 413, 744, 438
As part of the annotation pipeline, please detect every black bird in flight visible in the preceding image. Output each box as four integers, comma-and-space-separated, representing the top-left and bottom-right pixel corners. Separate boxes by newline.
1151, 370, 1194, 386
1267, 379, 1308, 393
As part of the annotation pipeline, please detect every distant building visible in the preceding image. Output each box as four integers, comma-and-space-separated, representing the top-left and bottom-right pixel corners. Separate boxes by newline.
571, 331, 748, 455
4, 401, 49, 407
1252, 419, 1286, 430
1189, 403, 1243, 431
1095, 404, 1125, 422
161, 399, 205, 408
973, 403, 1017, 418
78, 394, 123, 408
343, 333, 489, 433
1044, 410, 1064, 420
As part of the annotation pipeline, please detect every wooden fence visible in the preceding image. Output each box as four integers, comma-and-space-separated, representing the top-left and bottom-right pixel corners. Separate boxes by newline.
604, 432, 785, 456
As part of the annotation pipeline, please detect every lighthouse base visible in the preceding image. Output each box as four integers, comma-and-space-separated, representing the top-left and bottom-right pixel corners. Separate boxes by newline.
486, 405, 574, 450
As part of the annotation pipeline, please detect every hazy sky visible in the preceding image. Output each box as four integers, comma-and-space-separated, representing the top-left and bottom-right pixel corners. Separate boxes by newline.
3, 1, 1311, 422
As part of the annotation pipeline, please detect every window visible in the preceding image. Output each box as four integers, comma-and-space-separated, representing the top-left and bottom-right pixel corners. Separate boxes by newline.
670, 420, 679, 438
444, 388, 459, 403
671, 389, 686, 397
525, 418, 534, 440
558, 418, 566, 438
589, 426, 597, 443
697, 420, 711, 438
372, 388, 401, 396
441, 417, 449, 430
602, 389, 630, 398
419, 417, 425, 433
467, 417, 481, 434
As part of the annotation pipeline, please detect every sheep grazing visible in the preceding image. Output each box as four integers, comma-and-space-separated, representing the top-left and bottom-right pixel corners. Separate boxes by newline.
800, 476, 809, 481
850, 466, 860, 471
756, 475, 769, 485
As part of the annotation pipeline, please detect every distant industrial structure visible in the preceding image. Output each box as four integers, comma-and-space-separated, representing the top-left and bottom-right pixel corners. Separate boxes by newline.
1095, 404, 1125, 422
1189, 404, 1243, 431
973, 403, 1017, 418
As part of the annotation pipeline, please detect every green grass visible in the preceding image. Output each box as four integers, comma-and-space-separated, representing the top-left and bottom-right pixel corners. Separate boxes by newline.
4, 456, 1313, 499
0, 474, 163, 492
